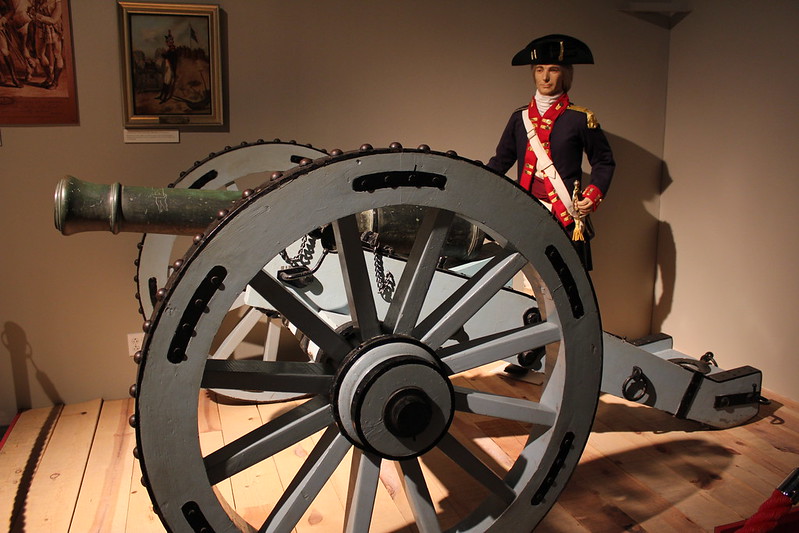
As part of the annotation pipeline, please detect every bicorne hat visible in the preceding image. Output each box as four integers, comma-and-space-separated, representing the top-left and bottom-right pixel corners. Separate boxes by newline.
511, 34, 594, 66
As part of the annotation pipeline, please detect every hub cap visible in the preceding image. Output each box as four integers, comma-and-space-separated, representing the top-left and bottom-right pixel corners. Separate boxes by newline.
334, 336, 454, 459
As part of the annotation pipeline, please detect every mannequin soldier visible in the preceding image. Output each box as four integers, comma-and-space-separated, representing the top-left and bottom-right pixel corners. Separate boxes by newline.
487, 34, 615, 270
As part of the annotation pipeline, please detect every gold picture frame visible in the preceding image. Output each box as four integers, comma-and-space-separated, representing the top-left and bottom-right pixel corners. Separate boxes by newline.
118, 2, 223, 128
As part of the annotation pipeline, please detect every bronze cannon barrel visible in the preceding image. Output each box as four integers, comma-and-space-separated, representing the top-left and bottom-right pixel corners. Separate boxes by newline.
54, 176, 241, 236
54, 176, 484, 260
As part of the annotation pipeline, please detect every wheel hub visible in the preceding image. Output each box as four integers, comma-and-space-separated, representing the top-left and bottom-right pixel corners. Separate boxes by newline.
385, 387, 433, 438
333, 336, 454, 459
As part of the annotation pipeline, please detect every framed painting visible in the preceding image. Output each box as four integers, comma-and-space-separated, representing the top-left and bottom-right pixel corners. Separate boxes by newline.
0, 0, 79, 125
118, 2, 222, 127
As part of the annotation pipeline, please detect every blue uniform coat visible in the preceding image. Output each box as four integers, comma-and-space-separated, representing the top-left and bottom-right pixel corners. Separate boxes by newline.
487, 105, 615, 197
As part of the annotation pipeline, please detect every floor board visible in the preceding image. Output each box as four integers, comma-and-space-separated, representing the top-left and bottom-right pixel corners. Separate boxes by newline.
1, 375, 797, 532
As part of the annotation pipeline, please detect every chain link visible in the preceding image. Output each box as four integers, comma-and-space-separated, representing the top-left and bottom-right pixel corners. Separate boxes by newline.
280, 234, 316, 267
374, 248, 395, 301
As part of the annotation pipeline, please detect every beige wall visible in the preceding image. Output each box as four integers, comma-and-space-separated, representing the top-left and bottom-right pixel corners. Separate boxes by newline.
1, 0, 671, 424
658, 1, 799, 401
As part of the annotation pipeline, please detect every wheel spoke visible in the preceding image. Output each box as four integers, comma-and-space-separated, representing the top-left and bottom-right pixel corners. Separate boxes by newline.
398, 458, 442, 533
343, 450, 382, 533
204, 397, 333, 485
384, 208, 455, 335
453, 386, 557, 427
332, 214, 382, 339
249, 270, 352, 361
259, 425, 351, 533
436, 433, 516, 505
413, 250, 527, 350
261, 317, 284, 362
201, 359, 332, 394
210, 306, 263, 360
438, 321, 561, 375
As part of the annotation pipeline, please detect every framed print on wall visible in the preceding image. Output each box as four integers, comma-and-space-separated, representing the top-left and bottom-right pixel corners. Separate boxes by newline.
0, 0, 79, 125
118, 2, 223, 128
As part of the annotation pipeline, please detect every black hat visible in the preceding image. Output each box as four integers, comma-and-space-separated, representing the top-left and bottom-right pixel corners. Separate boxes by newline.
511, 34, 594, 66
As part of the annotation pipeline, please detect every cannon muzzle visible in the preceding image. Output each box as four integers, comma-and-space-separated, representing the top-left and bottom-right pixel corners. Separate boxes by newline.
54, 176, 241, 236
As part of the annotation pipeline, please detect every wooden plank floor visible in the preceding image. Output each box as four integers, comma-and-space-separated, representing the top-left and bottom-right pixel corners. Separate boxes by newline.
1, 367, 797, 532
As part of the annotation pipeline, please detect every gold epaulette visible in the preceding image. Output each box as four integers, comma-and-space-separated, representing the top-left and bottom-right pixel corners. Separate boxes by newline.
568, 104, 599, 129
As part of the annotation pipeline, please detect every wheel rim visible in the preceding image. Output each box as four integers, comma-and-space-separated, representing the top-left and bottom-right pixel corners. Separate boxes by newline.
134, 146, 602, 532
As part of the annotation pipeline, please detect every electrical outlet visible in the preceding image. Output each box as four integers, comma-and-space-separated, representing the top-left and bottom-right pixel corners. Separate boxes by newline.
127, 332, 144, 357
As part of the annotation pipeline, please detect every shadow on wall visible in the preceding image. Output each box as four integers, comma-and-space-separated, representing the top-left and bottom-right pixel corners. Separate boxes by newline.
652, 165, 675, 333
2, 322, 63, 411
590, 133, 675, 338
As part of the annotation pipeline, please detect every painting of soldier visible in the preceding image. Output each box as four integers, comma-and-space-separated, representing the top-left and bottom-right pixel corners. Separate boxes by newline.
119, 3, 222, 127
0, 0, 78, 125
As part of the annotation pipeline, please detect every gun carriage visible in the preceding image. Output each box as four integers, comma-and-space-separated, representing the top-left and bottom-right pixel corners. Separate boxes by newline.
55, 141, 763, 533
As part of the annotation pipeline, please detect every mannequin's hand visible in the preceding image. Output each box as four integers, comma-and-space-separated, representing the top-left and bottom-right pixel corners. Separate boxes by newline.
575, 197, 594, 216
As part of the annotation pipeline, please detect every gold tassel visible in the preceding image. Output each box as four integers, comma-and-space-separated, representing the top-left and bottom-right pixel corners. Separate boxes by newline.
571, 182, 584, 242
572, 218, 584, 241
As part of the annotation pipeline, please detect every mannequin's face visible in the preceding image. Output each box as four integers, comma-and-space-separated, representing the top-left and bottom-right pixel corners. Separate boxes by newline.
533, 65, 564, 96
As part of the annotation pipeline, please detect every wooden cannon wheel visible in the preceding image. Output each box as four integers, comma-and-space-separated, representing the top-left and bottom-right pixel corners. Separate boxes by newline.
132, 146, 603, 532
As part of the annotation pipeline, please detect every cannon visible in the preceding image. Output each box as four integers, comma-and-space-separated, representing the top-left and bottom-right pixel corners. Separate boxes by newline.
55, 143, 763, 532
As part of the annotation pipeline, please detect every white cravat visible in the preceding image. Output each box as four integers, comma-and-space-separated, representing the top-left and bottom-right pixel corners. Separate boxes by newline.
534, 90, 564, 115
